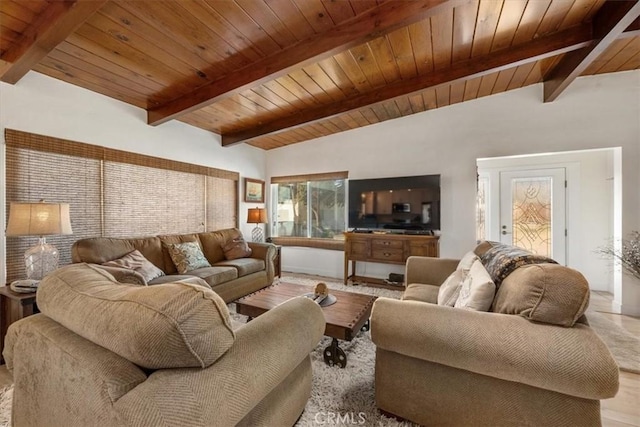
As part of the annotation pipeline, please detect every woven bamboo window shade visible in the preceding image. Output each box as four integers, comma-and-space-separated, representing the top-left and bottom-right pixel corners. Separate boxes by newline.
103, 162, 206, 237
206, 176, 237, 231
4, 129, 239, 281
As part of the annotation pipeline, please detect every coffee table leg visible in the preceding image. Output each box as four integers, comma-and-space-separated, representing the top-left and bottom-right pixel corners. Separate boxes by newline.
361, 319, 370, 332
323, 338, 347, 368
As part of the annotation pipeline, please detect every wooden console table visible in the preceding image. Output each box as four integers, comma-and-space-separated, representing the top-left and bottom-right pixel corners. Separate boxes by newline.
344, 232, 439, 288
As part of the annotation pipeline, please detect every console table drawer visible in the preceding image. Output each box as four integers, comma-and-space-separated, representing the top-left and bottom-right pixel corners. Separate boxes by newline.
371, 248, 404, 262
372, 239, 403, 249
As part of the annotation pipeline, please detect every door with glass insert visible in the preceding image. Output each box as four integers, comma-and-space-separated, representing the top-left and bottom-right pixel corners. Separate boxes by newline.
499, 168, 566, 265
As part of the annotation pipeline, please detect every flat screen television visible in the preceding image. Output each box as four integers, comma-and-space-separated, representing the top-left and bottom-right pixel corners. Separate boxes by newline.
348, 174, 440, 232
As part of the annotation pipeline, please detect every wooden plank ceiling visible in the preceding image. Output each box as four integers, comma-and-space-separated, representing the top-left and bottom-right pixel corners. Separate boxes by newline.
1, 0, 639, 150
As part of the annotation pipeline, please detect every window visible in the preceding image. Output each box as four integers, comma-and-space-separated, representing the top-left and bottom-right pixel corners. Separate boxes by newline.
271, 172, 347, 239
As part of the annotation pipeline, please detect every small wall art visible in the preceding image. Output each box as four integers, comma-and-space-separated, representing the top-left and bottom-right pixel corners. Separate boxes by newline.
244, 178, 265, 203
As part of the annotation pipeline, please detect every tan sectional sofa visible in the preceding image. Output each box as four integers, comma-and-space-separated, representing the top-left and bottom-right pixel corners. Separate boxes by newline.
4, 263, 325, 426
72, 228, 276, 302
371, 242, 620, 426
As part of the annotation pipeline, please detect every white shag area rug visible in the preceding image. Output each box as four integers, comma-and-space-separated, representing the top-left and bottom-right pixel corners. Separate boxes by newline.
230, 275, 415, 427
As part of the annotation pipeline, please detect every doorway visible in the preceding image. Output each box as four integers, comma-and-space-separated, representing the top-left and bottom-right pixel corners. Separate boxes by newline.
477, 148, 617, 298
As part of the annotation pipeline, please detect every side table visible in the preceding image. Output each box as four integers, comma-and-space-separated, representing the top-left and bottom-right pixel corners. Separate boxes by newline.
0, 286, 38, 364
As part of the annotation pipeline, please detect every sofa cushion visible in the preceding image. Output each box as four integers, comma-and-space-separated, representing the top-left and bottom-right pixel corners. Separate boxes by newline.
402, 284, 440, 304
72, 236, 165, 271
198, 229, 244, 265
437, 269, 465, 306
37, 263, 235, 369
215, 258, 265, 277
491, 263, 590, 327
223, 236, 252, 260
102, 249, 165, 283
480, 243, 557, 288
185, 266, 239, 287
454, 259, 496, 311
166, 241, 212, 274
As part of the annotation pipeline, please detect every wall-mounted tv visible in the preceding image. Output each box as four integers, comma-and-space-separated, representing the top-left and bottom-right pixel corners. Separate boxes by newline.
348, 174, 440, 232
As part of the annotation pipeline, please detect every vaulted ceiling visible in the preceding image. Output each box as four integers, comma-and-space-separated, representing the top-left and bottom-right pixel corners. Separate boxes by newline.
1, 0, 639, 150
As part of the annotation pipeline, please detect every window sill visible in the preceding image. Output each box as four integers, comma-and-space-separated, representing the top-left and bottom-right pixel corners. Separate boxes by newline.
270, 237, 345, 251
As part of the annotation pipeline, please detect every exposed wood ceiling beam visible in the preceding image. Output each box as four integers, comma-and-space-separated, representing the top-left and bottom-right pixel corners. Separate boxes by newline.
0, 0, 107, 84
543, 0, 640, 102
221, 24, 595, 146
147, 0, 467, 126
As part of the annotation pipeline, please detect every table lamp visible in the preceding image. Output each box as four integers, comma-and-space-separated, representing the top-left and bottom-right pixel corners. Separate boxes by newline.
6, 200, 73, 281
247, 207, 267, 243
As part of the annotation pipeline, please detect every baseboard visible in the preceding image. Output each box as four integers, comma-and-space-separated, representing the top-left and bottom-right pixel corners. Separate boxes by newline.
282, 266, 341, 280
621, 302, 640, 317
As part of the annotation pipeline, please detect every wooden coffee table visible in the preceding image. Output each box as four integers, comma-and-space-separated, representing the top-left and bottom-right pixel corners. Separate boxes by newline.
235, 281, 377, 368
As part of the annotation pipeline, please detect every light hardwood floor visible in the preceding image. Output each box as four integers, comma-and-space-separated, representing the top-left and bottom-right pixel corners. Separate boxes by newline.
0, 291, 637, 425
591, 291, 640, 427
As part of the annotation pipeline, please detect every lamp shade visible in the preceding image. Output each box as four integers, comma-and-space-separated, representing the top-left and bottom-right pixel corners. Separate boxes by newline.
6, 202, 73, 236
247, 208, 268, 224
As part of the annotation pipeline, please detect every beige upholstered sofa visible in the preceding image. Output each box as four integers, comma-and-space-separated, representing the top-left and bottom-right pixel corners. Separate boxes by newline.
371, 242, 620, 426
72, 228, 276, 303
4, 263, 325, 427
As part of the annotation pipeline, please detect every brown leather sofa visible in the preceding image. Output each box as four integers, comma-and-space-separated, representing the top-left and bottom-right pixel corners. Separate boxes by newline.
371, 242, 620, 426
4, 263, 325, 426
71, 228, 276, 303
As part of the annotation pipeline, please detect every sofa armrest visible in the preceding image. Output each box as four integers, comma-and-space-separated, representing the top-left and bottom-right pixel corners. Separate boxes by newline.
405, 256, 459, 286
5, 314, 148, 426
248, 242, 276, 283
371, 298, 619, 400
115, 296, 325, 426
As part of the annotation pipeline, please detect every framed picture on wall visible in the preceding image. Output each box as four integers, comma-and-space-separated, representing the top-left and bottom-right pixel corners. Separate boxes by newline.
244, 178, 265, 203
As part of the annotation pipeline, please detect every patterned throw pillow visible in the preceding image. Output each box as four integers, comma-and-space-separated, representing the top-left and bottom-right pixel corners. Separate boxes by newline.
223, 237, 252, 260
166, 241, 211, 274
102, 249, 165, 283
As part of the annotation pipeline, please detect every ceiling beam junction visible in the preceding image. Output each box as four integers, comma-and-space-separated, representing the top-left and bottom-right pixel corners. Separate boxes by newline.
0, 0, 108, 84
543, 0, 640, 102
147, 0, 467, 126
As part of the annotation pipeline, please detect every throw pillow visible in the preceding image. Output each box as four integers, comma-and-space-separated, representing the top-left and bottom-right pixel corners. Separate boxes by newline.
437, 269, 465, 307
456, 250, 479, 273
102, 249, 164, 284
454, 259, 496, 311
223, 237, 252, 260
166, 241, 211, 274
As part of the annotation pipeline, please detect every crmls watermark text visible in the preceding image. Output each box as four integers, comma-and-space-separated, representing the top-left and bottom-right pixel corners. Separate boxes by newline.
314, 412, 367, 425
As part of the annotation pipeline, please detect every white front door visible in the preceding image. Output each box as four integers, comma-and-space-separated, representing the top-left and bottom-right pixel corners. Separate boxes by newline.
499, 168, 566, 265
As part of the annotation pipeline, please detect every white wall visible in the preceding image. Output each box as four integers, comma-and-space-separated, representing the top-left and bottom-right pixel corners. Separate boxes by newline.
266, 71, 640, 314
0, 71, 267, 284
